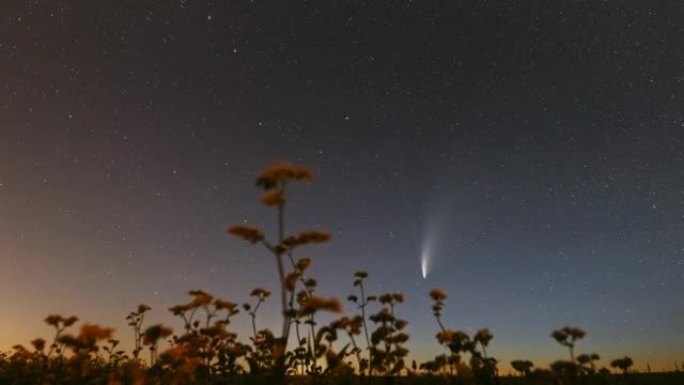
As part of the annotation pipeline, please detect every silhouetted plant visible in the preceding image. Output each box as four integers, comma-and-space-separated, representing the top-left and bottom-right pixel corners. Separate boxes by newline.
228, 161, 339, 382
298, 310, 356, 380
286, 254, 340, 375
165, 289, 243, 378
329, 315, 365, 375
611, 356, 634, 374
246, 328, 276, 375
101, 338, 126, 367
368, 292, 409, 375
243, 287, 270, 341
470, 327, 498, 382
473, 328, 493, 359
44, 314, 78, 358
126, 303, 151, 360
550, 359, 581, 380
428, 287, 498, 382
551, 326, 585, 363
598, 366, 611, 376
0, 295, 665, 384
429, 288, 469, 376
296, 293, 343, 375
242, 287, 274, 374
347, 270, 376, 375
577, 352, 600, 373
62, 323, 114, 355
511, 359, 534, 376
143, 324, 173, 364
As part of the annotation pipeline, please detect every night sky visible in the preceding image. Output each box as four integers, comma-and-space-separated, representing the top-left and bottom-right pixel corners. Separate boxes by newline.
1, 0, 683, 372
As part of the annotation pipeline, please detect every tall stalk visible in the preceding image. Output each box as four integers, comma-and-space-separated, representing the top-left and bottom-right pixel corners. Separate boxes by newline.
228, 162, 336, 383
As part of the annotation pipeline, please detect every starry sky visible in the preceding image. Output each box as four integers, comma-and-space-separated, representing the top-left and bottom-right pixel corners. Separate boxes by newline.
1, 0, 683, 372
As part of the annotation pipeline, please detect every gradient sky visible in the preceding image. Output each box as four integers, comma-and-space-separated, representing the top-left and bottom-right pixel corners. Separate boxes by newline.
1, 0, 683, 373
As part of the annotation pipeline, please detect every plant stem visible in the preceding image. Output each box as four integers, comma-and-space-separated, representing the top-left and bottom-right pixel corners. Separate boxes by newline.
359, 281, 373, 375
276, 196, 290, 340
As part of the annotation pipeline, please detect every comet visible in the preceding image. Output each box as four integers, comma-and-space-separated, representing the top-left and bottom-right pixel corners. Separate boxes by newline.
420, 242, 431, 279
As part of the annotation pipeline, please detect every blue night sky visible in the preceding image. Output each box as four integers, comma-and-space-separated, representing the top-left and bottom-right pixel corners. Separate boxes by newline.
1, 0, 682, 372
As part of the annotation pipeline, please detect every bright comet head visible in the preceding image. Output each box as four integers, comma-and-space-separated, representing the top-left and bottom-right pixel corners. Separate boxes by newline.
420, 244, 431, 279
